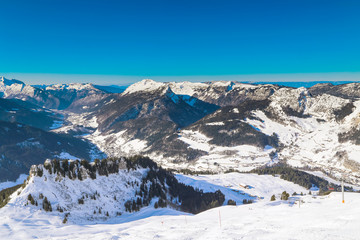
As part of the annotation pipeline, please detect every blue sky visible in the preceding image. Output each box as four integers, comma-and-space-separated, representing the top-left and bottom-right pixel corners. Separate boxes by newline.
1, 0, 360, 85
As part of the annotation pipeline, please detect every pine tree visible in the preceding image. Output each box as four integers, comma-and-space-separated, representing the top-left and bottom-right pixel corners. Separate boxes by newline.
270, 195, 276, 201
43, 197, 52, 212
281, 191, 289, 200
27, 194, 35, 205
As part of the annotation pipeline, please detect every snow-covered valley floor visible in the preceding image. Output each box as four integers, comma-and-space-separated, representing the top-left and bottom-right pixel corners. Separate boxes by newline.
0, 173, 359, 240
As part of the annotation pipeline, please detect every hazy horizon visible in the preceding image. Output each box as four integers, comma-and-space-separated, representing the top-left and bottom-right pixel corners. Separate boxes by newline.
1, 72, 360, 86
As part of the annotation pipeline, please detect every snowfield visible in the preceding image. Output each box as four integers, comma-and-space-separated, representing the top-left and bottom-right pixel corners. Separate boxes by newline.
2, 173, 358, 239
176, 130, 278, 172
175, 173, 307, 203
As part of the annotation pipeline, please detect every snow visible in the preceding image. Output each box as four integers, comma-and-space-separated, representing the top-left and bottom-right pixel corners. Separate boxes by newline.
53, 113, 99, 134
5, 164, 149, 223
176, 130, 276, 172
123, 79, 166, 95
232, 108, 239, 113
56, 152, 79, 160
178, 130, 212, 152
243, 97, 360, 184
176, 172, 308, 203
123, 79, 258, 102
165, 88, 180, 103
0, 172, 359, 239
305, 171, 360, 191
45, 83, 98, 92
49, 120, 63, 130
85, 130, 148, 157
205, 122, 224, 126
0, 174, 28, 191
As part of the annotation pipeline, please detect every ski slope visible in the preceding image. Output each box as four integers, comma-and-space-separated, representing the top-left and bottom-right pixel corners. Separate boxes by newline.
1, 173, 358, 239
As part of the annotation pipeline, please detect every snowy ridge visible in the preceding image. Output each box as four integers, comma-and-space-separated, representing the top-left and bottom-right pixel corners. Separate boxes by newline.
21, 160, 147, 222
123, 79, 263, 104
0, 77, 107, 110
3, 157, 227, 224
0, 77, 37, 98
45, 83, 99, 91
123, 79, 167, 95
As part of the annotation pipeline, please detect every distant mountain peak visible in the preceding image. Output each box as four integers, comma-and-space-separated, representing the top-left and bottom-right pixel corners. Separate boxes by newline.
44, 82, 98, 91
0, 77, 25, 86
123, 79, 166, 95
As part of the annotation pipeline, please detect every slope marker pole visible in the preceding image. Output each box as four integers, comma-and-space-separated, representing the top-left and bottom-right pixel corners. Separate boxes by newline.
218, 210, 222, 228
342, 180, 345, 204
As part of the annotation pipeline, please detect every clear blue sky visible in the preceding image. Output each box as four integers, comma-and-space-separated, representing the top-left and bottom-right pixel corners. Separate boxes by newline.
1, 0, 360, 85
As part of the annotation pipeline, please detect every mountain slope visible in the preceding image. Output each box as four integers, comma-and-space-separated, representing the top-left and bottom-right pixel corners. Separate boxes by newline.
309, 82, 360, 100
0, 77, 107, 110
3, 78, 360, 185
52, 79, 358, 184
0, 171, 358, 239
0, 121, 104, 181
0, 98, 64, 130
1, 156, 225, 223
84, 83, 220, 160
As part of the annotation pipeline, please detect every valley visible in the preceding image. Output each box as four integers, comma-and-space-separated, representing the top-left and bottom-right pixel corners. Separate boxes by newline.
0, 76, 360, 239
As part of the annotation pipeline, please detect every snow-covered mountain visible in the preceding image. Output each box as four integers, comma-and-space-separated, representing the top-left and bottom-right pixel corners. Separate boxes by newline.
63, 79, 360, 185
123, 79, 279, 107
2, 77, 360, 185
1, 157, 226, 223
0, 76, 107, 110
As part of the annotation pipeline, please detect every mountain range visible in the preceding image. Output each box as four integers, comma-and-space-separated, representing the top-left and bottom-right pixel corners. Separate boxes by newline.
1, 76, 360, 186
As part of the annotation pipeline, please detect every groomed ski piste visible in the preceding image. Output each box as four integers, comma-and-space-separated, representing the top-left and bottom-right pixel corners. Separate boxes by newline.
0, 172, 359, 240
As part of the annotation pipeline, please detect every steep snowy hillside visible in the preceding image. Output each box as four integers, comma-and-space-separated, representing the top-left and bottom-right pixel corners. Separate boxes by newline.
0, 170, 358, 239
243, 88, 360, 184
0, 157, 226, 223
